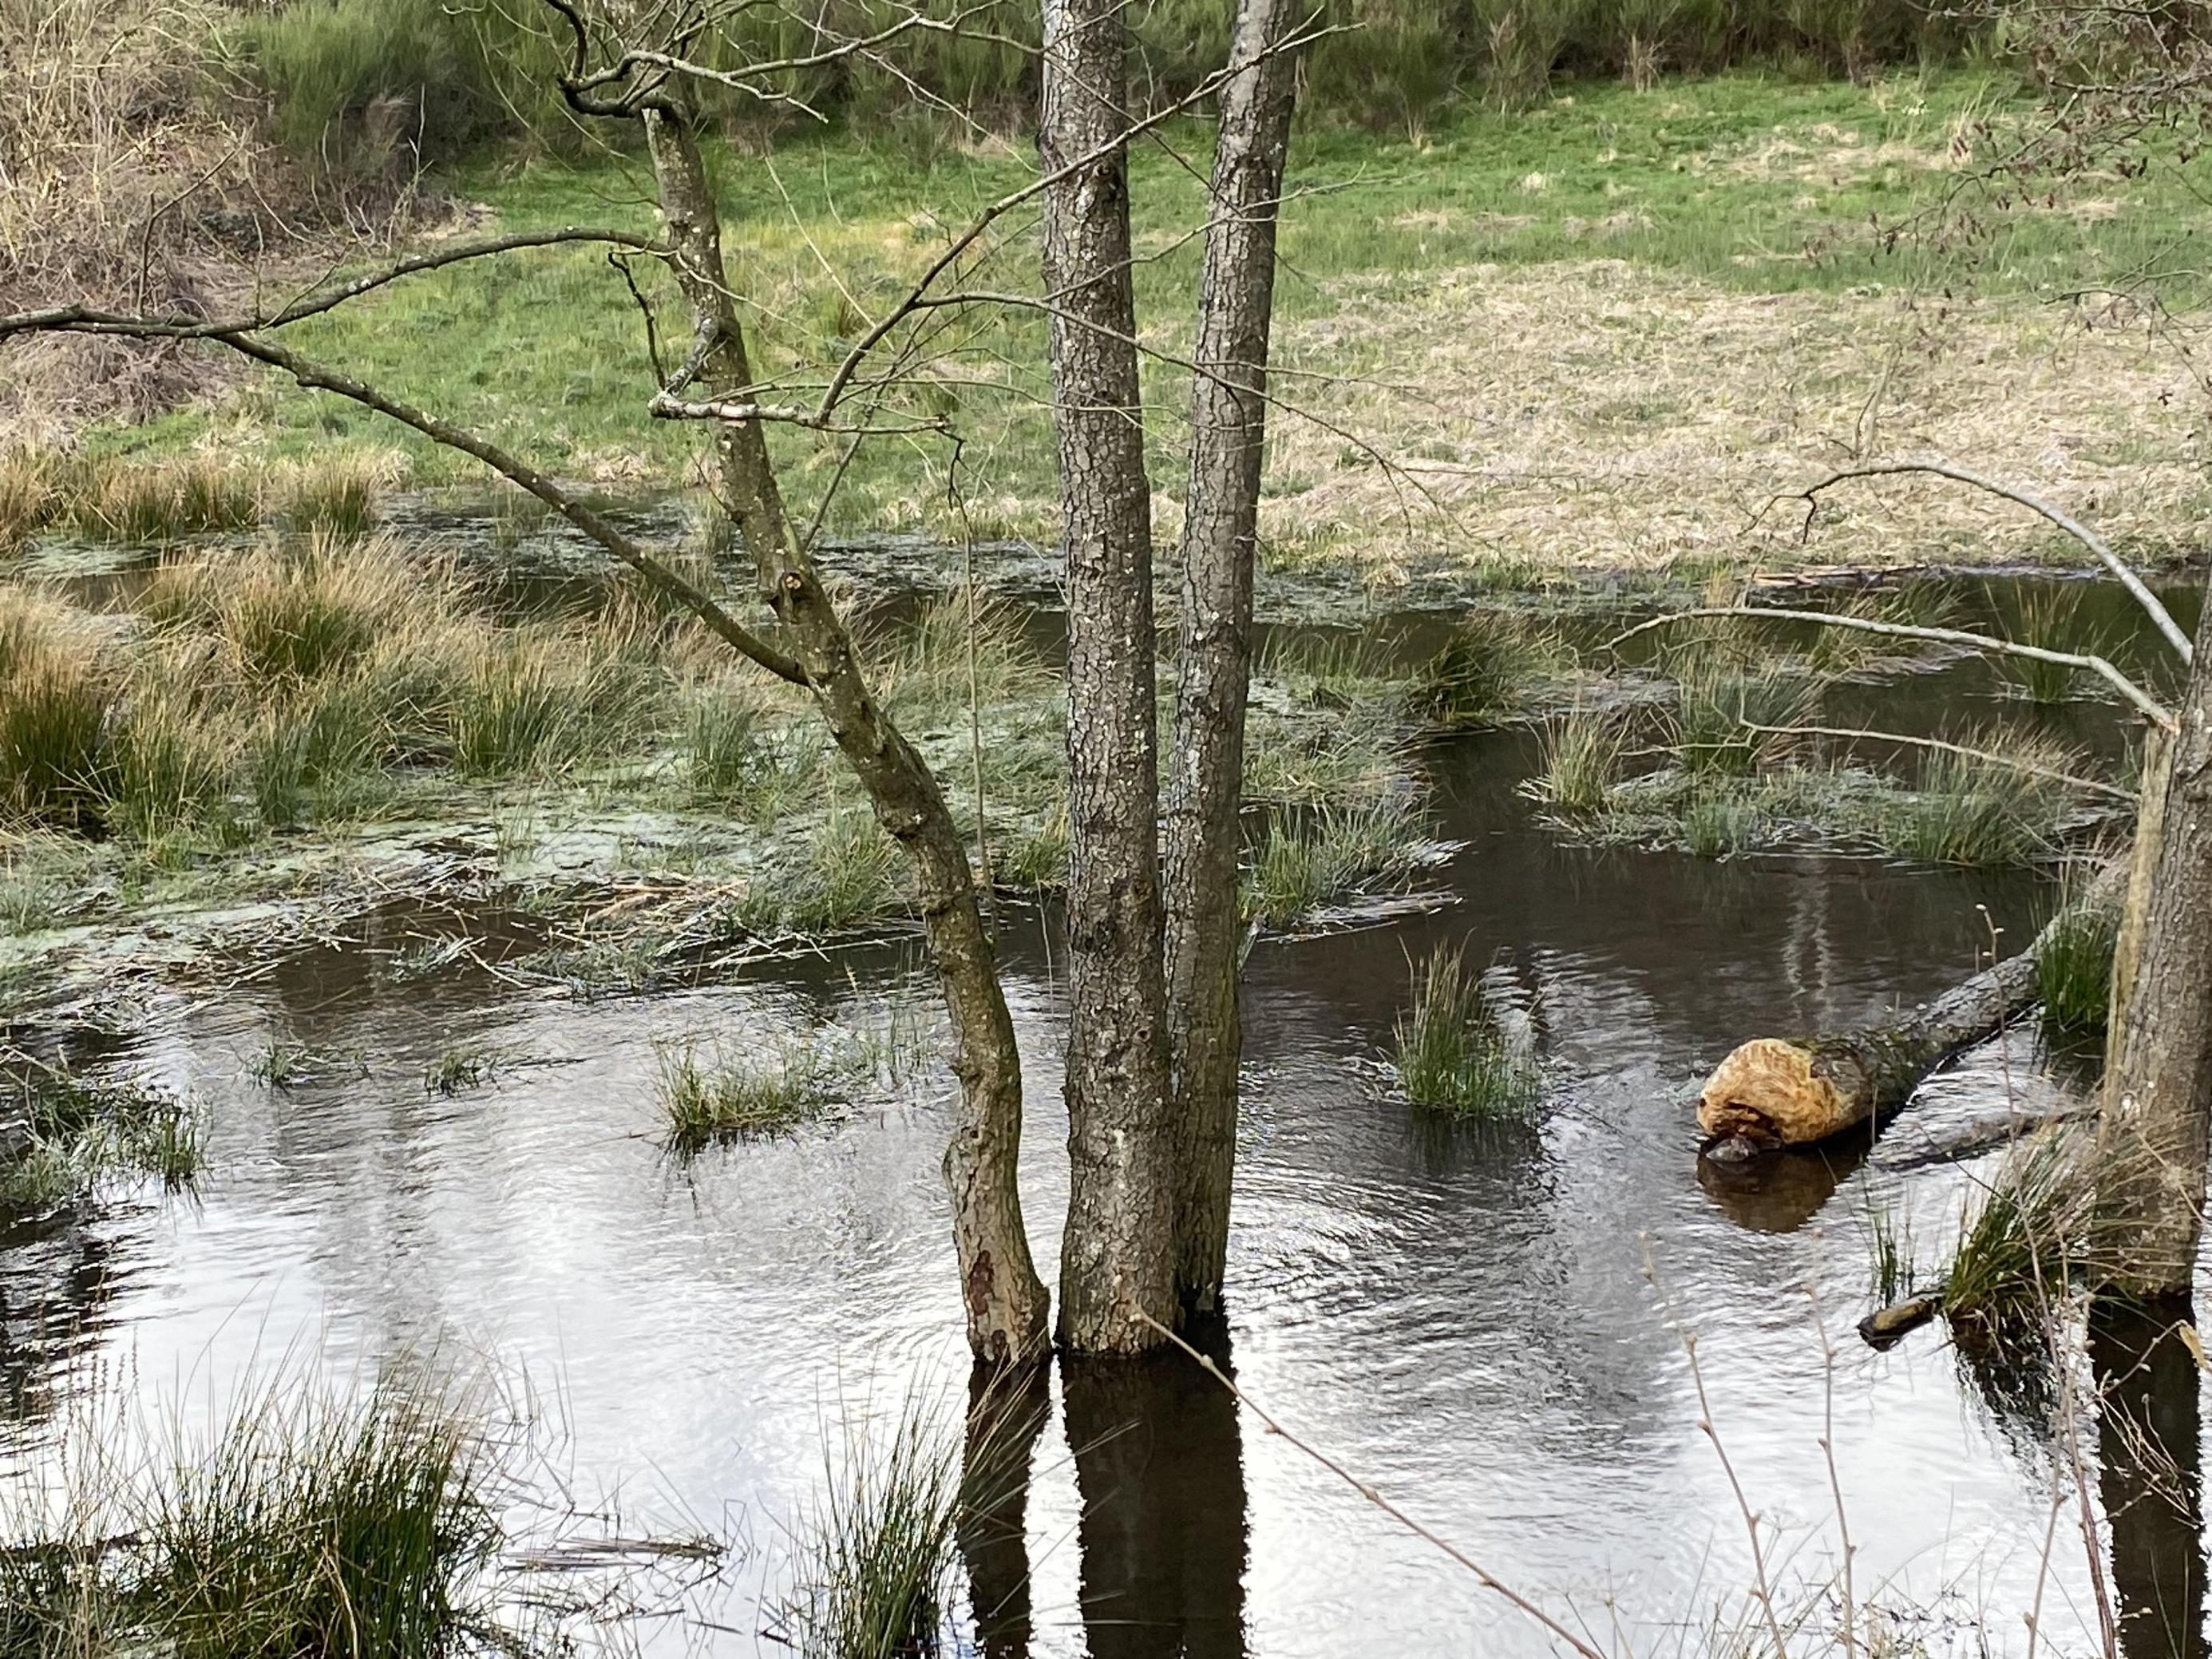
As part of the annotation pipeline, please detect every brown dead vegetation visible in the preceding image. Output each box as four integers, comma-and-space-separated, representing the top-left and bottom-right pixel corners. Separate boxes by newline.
1268, 261, 2207, 579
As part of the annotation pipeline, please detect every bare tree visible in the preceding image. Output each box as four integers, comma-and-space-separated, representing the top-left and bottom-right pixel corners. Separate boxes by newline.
1164, 0, 1304, 1316
1040, 0, 1177, 1354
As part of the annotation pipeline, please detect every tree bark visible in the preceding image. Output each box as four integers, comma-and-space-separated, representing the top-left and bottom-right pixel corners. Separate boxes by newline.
2098, 583, 2212, 1299
1040, 0, 1175, 1352
1162, 0, 1304, 1318
644, 108, 1049, 1364
1696, 860, 2126, 1155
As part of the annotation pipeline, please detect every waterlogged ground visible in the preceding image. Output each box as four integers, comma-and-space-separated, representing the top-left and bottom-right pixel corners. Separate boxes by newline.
6, 580, 2207, 1656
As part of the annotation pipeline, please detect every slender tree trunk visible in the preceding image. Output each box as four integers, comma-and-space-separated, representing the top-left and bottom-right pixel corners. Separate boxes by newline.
645, 108, 1049, 1364
1163, 0, 1303, 1316
2099, 584, 2212, 1299
1040, 0, 1174, 1352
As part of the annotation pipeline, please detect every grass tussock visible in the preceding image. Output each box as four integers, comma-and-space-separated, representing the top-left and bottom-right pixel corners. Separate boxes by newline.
656, 1041, 841, 1152
1412, 612, 1569, 728
1863, 1194, 1917, 1304
1669, 656, 1814, 778
0, 1374, 501, 1659
1941, 1127, 2093, 1337
1391, 943, 1542, 1120
1244, 796, 1427, 928
2037, 877, 2119, 1035
1870, 736, 2079, 867
1, 1062, 203, 1210
1529, 709, 1628, 815
69, 455, 262, 543
780, 1399, 960, 1659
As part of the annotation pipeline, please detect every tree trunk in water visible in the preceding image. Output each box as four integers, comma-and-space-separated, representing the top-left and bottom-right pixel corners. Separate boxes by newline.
1696, 859, 2125, 1154
1041, 0, 1175, 1352
644, 109, 1048, 1364
1163, 0, 1304, 1318
2099, 584, 2212, 1299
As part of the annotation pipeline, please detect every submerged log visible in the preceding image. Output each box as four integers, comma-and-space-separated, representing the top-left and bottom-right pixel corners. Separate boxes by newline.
1858, 1294, 1942, 1349
1696, 861, 2125, 1155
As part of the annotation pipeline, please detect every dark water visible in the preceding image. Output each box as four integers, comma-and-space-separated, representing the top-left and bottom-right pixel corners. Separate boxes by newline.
3, 540, 2206, 1657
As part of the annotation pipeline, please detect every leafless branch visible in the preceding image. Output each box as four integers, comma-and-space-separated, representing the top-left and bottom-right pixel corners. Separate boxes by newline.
1609, 606, 2174, 728
1780, 460, 2193, 665
1131, 1309, 1611, 1659
647, 390, 949, 434
1739, 722, 2138, 801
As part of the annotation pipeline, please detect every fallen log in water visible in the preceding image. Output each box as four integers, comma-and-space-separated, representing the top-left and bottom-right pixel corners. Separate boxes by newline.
1696, 860, 2125, 1158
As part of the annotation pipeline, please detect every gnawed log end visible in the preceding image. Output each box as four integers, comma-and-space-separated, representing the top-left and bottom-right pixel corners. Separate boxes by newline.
1696, 1036, 1861, 1150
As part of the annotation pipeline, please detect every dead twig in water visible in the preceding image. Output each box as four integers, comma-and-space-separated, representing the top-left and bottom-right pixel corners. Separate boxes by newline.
1737, 723, 2137, 802
1130, 1307, 1609, 1659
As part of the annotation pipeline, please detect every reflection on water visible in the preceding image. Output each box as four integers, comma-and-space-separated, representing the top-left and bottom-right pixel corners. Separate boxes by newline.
2, 567, 2209, 1657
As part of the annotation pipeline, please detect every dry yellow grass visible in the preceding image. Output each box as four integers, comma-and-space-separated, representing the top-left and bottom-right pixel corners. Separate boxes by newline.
1264, 260, 2206, 578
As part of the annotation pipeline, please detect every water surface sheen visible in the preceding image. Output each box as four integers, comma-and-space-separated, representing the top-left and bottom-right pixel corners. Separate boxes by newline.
2, 591, 2200, 1659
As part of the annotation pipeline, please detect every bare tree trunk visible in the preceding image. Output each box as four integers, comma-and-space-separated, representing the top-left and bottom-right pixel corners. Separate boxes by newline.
1162, 0, 1304, 1317
645, 108, 1049, 1364
2099, 586, 2212, 1299
1040, 0, 1175, 1352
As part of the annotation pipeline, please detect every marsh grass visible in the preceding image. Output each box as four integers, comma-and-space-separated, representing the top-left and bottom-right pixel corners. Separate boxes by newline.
1391, 943, 1542, 1120
1244, 796, 1426, 928
781, 1399, 960, 1659
70, 456, 260, 543
1863, 1194, 1918, 1303
1941, 1129, 2092, 1338
1412, 612, 1568, 728
1869, 736, 2077, 867
684, 685, 767, 803
451, 628, 648, 778
0, 1064, 203, 1209
0, 597, 117, 825
1530, 709, 1628, 815
0, 449, 65, 553
1670, 656, 1814, 777
0, 1375, 502, 1659
738, 807, 904, 936
425, 1044, 500, 1096
1994, 585, 2113, 706
2036, 880, 2119, 1035
880, 591, 1047, 731
657, 1041, 841, 1151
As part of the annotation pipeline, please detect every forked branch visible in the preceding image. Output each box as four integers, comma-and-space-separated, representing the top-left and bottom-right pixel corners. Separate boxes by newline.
1782, 460, 2192, 665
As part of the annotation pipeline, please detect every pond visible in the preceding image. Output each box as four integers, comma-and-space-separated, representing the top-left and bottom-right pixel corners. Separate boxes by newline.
1, 525, 2202, 1658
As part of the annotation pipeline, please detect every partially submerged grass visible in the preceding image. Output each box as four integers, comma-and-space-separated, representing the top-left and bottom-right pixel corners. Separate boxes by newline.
1993, 585, 2113, 707
657, 1040, 841, 1152
2036, 877, 2119, 1035
1411, 612, 1568, 728
1529, 709, 1628, 815
0, 1063, 204, 1209
1669, 657, 1814, 778
425, 1044, 500, 1096
780, 1398, 960, 1659
1863, 1194, 1918, 1304
1941, 1128, 2093, 1338
1869, 737, 2079, 867
0, 1374, 502, 1659
1244, 796, 1428, 928
1391, 944, 1542, 1120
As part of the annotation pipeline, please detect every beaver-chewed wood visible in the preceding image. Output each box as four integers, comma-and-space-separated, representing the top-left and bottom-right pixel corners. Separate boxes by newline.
1696, 861, 2124, 1153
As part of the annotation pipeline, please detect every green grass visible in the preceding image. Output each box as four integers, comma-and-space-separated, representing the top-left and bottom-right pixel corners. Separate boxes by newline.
1412, 612, 1569, 728
1669, 656, 1814, 777
2036, 878, 2119, 1035
0, 1064, 204, 1210
86, 70, 2206, 537
1530, 708, 1628, 814
780, 1397, 961, 1659
1941, 1127, 2089, 1336
425, 1044, 500, 1096
1244, 796, 1427, 927
1391, 943, 1543, 1119
0, 1376, 501, 1659
1863, 1194, 1917, 1303
656, 1041, 841, 1151
1867, 736, 2076, 866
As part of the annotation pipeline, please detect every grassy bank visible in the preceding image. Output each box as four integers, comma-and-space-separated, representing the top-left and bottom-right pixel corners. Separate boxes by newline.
65, 69, 2209, 583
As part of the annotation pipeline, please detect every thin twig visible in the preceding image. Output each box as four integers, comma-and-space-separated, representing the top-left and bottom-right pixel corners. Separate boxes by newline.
1737, 722, 2137, 802
1132, 1308, 1610, 1659
1609, 607, 2174, 729
1782, 461, 2193, 666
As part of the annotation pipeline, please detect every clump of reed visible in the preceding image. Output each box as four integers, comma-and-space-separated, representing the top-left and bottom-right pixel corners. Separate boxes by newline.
69, 454, 261, 543
0, 449, 67, 554
1244, 796, 1425, 928
2036, 877, 2119, 1035
779, 1400, 960, 1659
1529, 708, 1628, 815
683, 685, 768, 804
1867, 736, 2078, 867
0, 1062, 204, 1209
450, 626, 654, 779
1411, 611, 1567, 729
1391, 943, 1542, 1120
656, 1040, 841, 1152
1669, 655, 1814, 778
878, 591, 1049, 733
0, 1374, 502, 1659
0, 596, 118, 827
1994, 584, 2111, 707
1941, 1127, 2093, 1337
